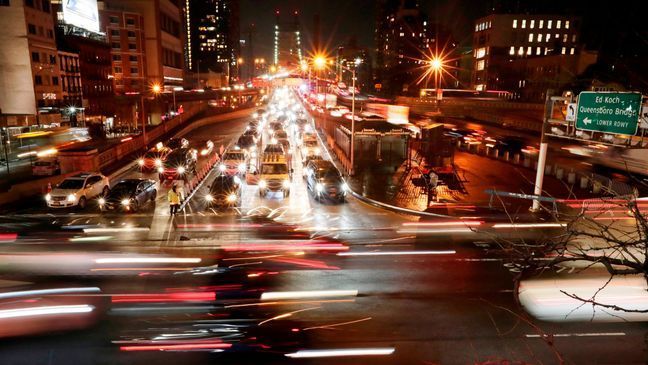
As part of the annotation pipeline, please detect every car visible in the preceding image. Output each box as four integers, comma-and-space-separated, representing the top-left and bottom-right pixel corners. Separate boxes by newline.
166, 137, 189, 150
263, 143, 285, 155
273, 130, 290, 151
258, 154, 291, 198
219, 150, 248, 175
300, 139, 320, 160
304, 160, 348, 202
302, 153, 324, 167
45, 173, 110, 209
197, 139, 215, 157
236, 135, 256, 151
158, 148, 197, 181
99, 179, 157, 212
32, 158, 60, 176
204, 175, 242, 209
136, 148, 171, 171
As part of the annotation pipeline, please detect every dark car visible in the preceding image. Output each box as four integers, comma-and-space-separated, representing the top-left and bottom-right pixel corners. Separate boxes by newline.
99, 179, 157, 212
304, 160, 348, 202
159, 148, 197, 181
237, 135, 256, 150
205, 175, 242, 209
166, 137, 189, 150
263, 143, 285, 155
137, 148, 171, 171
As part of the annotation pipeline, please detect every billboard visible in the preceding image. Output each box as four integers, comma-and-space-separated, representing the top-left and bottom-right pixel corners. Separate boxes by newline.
62, 0, 100, 33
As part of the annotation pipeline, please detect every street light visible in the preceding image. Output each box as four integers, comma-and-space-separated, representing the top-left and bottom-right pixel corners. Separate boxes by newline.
428, 57, 444, 104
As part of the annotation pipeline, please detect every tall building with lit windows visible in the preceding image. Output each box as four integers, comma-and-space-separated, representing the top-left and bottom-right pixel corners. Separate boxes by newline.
273, 10, 302, 69
183, 0, 240, 81
471, 13, 596, 100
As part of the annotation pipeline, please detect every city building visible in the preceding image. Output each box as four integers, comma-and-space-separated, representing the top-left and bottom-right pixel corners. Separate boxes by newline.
183, 0, 240, 83
101, 0, 184, 91
273, 10, 302, 69
336, 39, 372, 91
100, 9, 147, 94
471, 13, 588, 98
57, 50, 83, 124
374, 0, 454, 95
0, 0, 63, 126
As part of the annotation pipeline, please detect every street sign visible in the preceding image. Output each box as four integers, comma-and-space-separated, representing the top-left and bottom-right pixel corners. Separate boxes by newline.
566, 103, 576, 121
575, 92, 642, 136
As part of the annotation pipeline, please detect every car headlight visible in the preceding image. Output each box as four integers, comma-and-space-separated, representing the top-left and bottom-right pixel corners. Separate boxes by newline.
45, 193, 51, 202
226, 193, 237, 203
137, 159, 145, 166
218, 164, 226, 172
98, 198, 106, 205
283, 179, 291, 189
253, 112, 259, 118
200, 149, 208, 156
158, 167, 164, 173
259, 180, 267, 189
154, 159, 162, 166
315, 183, 324, 192
238, 163, 246, 172
205, 194, 214, 202
121, 199, 130, 206
67, 194, 76, 202
341, 183, 349, 191
314, 148, 321, 155
177, 166, 186, 174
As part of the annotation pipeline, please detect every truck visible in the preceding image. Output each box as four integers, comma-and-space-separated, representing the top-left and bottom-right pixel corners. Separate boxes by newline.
258, 154, 291, 197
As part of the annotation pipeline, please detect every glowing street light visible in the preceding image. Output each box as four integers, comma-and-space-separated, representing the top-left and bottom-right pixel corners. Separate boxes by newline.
300, 60, 309, 72
151, 83, 162, 94
313, 55, 327, 70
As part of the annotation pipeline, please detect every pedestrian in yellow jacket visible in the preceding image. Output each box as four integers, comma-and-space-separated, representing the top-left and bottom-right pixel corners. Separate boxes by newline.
168, 185, 180, 215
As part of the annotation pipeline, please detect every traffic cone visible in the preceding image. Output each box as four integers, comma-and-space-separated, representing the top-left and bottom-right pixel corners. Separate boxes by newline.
47, 182, 52, 193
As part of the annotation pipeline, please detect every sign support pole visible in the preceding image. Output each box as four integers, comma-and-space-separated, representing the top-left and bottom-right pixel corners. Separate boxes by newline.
531, 93, 553, 212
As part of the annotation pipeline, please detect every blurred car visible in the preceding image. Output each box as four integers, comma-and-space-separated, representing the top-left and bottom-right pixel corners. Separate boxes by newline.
304, 160, 347, 202
329, 106, 350, 117
236, 135, 256, 151
99, 178, 157, 212
302, 153, 324, 167
273, 130, 290, 152
46, 173, 110, 209
158, 148, 197, 181
197, 139, 215, 157
300, 139, 320, 160
263, 143, 285, 155
205, 175, 242, 209
219, 150, 248, 175
166, 137, 189, 150
258, 154, 291, 197
32, 158, 60, 176
137, 148, 171, 171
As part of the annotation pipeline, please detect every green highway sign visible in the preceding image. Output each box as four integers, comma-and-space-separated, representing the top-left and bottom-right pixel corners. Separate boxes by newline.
576, 92, 642, 136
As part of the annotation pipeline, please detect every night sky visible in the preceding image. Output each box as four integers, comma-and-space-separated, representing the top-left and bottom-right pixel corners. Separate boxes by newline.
240, 0, 489, 61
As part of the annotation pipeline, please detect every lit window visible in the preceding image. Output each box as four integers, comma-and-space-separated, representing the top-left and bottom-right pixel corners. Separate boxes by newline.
475, 84, 484, 91
527, 46, 532, 55
529, 33, 534, 42
509, 46, 515, 55
561, 47, 566, 55
536, 47, 541, 55
544, 47, 549, 55
537, 34, 542, 42
563, 34, 568, 42
572, 34, 577, 42
512, 19, 518, 28
556, 20, 561, 29
521, 19, 526, 28
476, 60, 485, 71
518, 46, 524, 56
539, 20, 544, 29
570, 47, 575, 55
488, 21, 492, 28
530, 20, 535, 28
545, 33, 550, 42
547, 20, 552, 29
565, 20, 570, 29
475, 24, 478, 32
475, 48, 486, 59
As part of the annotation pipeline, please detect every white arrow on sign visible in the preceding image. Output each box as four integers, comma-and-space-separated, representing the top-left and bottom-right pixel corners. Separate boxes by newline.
583, 117, 592, 125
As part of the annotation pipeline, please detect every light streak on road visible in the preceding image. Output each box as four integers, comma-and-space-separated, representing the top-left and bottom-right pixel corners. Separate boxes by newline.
525, 332, 626, 338
69, 236, 113, 242
225, 299, 356, 309
401, 221, 482, 227
120, 343, 232, 352
303, 316, 372, 331
285, 347, 395, 358
261, 290, 358, 301
492, 223, 567, 229
0, 287, 100, 299
83, 227, 150, 233
0, 305, 94, 319
95, 257, 201, 264
396, 228, 475, 234
258, 306, 321, 326
338, 250, 456, 257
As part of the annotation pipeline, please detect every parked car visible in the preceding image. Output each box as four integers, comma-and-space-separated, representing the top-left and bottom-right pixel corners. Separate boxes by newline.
304, 160, 347, 203
46, 173, 110, 209
204, 175, 242, 209
158, 148, 197, 181
99, 179, 157, 212
32, 158, 60, 176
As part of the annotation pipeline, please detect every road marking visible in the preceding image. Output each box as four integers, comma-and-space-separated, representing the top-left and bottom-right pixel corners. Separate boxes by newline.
525, 332, 626, 338
338, 250, 456, 257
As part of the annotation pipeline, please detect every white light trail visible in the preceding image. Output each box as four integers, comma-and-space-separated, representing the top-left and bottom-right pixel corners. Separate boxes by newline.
525, 332, 626, 338
261, 290, 358, 301
0, 287, 100, 299
95, 257, 201, 264
338, 250, 456, 257
285, 347, 395, 358
492, 223, 566, 229
0, 305, 94, 319
83, 227, 150, 233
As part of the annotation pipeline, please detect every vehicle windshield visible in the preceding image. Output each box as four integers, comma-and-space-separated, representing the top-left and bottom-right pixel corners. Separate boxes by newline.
303, 140, 318, 147
264, 145, 283, 153
110, 182, 137, 195
223, 152, 244, 160
274, 131, 287, 139
317, 168, 340, 180
261, 164, 288, 174
210, 177, 236, 192
34, 161, 54, 166
57, 179, 84, 189
144, 151, 163, 159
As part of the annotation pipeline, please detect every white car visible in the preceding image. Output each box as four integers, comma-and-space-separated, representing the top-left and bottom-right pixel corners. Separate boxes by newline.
46, 173, 110, 209
300, 139, 320, 160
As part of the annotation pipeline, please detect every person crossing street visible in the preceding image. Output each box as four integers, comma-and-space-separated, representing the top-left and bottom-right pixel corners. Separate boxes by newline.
168, 184, 181, 215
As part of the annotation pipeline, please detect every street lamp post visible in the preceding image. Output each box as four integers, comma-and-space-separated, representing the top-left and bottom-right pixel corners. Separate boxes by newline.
430, 58, 443, 108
